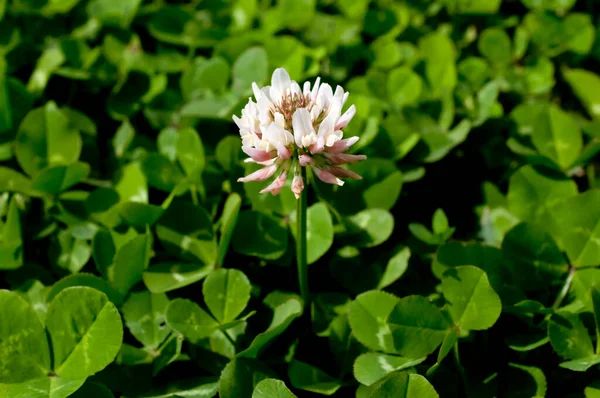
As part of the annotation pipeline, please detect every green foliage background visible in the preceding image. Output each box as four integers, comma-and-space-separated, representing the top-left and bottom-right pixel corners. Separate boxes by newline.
1, 0, 600, 396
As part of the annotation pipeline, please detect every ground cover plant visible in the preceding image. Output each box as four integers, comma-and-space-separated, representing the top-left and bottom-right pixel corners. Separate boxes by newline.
1, 0, 600, 396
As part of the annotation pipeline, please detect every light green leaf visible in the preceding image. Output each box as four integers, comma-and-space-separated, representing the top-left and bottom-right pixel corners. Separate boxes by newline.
290, 202, 334, 264
362, 371, 439, 398
0, 290, 50, 383
31, 162, 90, 196
354, 354, 426, 386
506, 165, 577, 225
0, 167, 41, 197
180, 56, 230, 100
0, 196, 23, 270
377, 247, 411, 290
122, 291, 170, 349
47, 273, 123, 305
143, 262, 214, 293
0, 377, 85, 398
548, 312, 594, 360
46, 287, 123, 379
50, 230, 91, 273
219, 358, 275, 398
388, 295, 451, 358
70, 382, 114, 398
165, 298, 219, 343
288, 360, 341, 395
388, 67, 422, 107
502, 223, 568, 291
506, 363, 547, 397
119, 202, 164, 228
232, 211, 288, 260
419, 33, 456, 96
344, 209, 394, 248
156, 200, 217, 265
233, 47, 268, 95
128, 377, 218, 398
560, 356, 600, 372
141, 153, 185, 192
107, 232, 152, 295
176, 127, 205, 176
432, 209, 449, 235
203, 268, 251, 324
531, 105, 582, 170
112, 121, 134, 158
547, 190, 600, 267
348, 290, 398, 352
564, 68, 600, 120
217, 193, 242, 268
152, 333, 183, 376
252, 379, 297, 398
478, 28, 512, 64
238, 292, 303, 358
441, 266, 501, 330
15, 102, 82, 176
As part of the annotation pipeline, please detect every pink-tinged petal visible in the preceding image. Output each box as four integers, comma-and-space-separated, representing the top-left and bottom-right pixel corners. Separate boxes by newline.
324, 153, 367, 165
298, 154, 313, 166
313, 167, 344, 186
309, 136, 325, 154
291, 174, 304, 199
327, 166, 362, 180
242, 146, 274, 162
292, 108, 314, 148
276, 142, 291, 159
244, 157, 278, 166
260, 170, 288, 195
327, 136, 359, 153
238, 164, 278, 182
335, 104, 356, 130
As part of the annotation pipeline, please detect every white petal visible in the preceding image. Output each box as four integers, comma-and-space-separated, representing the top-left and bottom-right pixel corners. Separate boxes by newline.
318, 111, 336, 137
311, 77, 321, 101
290, 81, 302, 96
264, 122, 293, 147
303, 81, 311, 96
252, 83, 262, 101
317, 83, 333, 109
292, 108, 314, 147
270, 68, 291, 100
274, 112, 285, 127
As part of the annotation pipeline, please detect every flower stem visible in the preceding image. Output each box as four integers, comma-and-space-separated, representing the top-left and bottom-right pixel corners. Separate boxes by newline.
296, 166, 309, 308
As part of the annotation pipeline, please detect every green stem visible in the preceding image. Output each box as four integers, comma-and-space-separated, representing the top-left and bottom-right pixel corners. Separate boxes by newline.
296, 166, 309, 308
454, 342, 469, 397
552, 265, 576, 311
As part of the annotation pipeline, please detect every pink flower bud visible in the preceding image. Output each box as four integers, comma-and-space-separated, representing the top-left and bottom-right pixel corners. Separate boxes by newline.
298, 154, 313, 166
327, 166, 362, 180
327, 136, 359, 154
313, 167, 344, 186
291, 174, 304, 199
324, 153, 367, 165
237, 164, 278, 182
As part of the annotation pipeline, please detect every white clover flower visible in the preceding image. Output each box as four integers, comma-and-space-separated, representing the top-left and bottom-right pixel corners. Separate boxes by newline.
233, 68, 366, 198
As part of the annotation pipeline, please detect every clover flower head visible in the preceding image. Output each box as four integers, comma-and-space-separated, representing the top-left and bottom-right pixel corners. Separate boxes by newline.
233, 68, 366, 198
